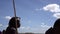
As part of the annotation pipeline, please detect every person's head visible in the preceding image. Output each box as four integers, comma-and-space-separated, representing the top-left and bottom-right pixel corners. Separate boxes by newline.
53, 19, 60, 28
9, 17, 20, 28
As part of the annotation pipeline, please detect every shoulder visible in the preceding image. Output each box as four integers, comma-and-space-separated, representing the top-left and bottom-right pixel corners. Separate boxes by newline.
6, 27, 16, 34
45, 27, 53, 34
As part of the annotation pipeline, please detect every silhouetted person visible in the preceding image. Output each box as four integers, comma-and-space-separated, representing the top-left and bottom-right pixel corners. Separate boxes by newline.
5, 17, 21, 34
45, 19, 60, 34
0, 31, 1, 34
45, 27, 53, 34
2, 30, 6, 34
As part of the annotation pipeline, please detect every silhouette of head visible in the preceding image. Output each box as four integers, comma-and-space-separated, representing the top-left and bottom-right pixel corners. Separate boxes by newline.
45, 19, 60, 34
45, 27, 53, 34
9, 17, 20, 28
53, 19, 60, 28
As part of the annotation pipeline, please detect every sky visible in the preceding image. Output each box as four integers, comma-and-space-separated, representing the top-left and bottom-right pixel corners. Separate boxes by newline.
0, 0, 60, 33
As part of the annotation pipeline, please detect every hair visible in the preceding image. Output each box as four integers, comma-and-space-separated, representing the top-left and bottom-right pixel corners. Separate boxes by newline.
9, 17, 20, 28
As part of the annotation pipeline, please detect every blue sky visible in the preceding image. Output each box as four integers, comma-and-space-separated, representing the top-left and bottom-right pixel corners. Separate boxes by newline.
0, 0, 60, 33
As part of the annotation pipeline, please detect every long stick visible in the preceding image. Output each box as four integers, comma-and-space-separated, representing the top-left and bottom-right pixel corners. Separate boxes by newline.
13, 0, 16, 17
12, 0, 18, 34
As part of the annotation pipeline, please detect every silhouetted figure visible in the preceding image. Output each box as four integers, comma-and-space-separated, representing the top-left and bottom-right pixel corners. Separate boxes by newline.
2, 30, 6, 34
5, 17, 21, 34
0, 31, 1, 34
45, 19, 60, 34
45, 27, 53, 34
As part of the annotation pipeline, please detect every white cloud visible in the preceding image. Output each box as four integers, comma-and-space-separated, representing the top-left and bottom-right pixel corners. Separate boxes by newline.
1, 25, 8, 30
20, 26, 30, 30
53, 13, 60, 18
35, 4, 60, 18
35, 8, 42, 11
40, 23, 51, 33
41, 23, 51, 28
19, 25, 51, 33
0, 24, 8, 28
5, 16, 11, 20
43, 4, 60, 12
42, 4, 60, 18
20, 26, 25, 29
3, 25, 8, 28
0, 24, 3, 27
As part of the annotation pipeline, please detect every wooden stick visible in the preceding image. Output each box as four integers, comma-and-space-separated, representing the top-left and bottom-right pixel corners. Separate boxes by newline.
12, 0, 18, 34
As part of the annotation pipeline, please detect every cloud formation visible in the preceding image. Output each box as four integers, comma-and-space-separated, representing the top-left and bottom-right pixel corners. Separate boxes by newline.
41, 23, 51, 28
36, 4, 60, 18
53, 13, 60, 18
40, 23, 51, 33
0, 24, 2, 27
20, 26, 30, 30
42, 4, 60, 18
43, 4, 60, 12
19, 23, 51, 33
5, 16, 11, 20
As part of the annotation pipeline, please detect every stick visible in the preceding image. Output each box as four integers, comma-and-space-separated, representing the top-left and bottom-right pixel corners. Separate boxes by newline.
12, 0, 18, 34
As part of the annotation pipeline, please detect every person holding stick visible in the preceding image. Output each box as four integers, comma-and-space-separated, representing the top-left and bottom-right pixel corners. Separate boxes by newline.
5, 17, 20, 34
